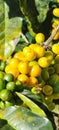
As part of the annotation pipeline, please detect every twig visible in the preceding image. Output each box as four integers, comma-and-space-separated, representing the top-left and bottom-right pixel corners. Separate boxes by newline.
20, 32, 29, 44
43, 24, 59, 48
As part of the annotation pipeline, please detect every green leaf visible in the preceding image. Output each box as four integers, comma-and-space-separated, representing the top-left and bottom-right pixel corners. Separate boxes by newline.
1, 106, 53, 130
16, 92, 46, 117
0, 119, 7, 128
21, 89, 43, 103
0, 1, 23, 58
19, 0, 56, 36
5, 17, 22, 41
0, 0, 5, 56
0, 123, 15, 130
35, 0, 49, 22
19, 0, 40, 33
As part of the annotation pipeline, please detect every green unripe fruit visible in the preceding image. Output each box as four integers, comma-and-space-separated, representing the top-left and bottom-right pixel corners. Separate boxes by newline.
4, 73, 14, 82
0, 61, 6, 71
42, 85, 53, 96
0, 89, 12, 101
6, 82, 16, 91
48, 67, 55, 75
48, 74, 59, 86
0, 101, 5, 108
0, 79, 6, 91
47, 102, 55, 111
0, 71, 5, 79
54, 63, 59, 74
15, 80, 22, 91
55, 55, 59, 63
53, 93, 59, 99
45, 96, 53, 103
53, 80, 59, 93
41, 69, 49, 81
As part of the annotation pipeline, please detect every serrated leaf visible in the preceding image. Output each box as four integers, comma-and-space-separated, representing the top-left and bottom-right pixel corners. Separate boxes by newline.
0, 106, 53, 130
16, 92, 46, 117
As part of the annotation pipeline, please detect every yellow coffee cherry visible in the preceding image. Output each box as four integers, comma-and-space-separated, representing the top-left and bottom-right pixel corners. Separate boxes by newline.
52, 43, 59, 54
34, 44, 45, 58
8, 58, 19, 68
29, 61, 38, 67
28, 76, 38, 87
52, 20, 59, 28
5, 65, 19, 78
23, 46, 36, 61
18, 61, 30, 74
29, 44, 45, 58
35, 33, 45, 43
44, 50, 53, 62
29, 64, 42, 77
52, 29, 59, 40
53, 8, 59, 17
57, 0, 59, 3
29, 44, 37, 50
38, 57, 50, 68
14, 51, 26, 61
18, 74, 29, 85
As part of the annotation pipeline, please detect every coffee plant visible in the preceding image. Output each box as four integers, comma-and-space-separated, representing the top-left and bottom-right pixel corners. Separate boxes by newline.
0, 0, 59, 130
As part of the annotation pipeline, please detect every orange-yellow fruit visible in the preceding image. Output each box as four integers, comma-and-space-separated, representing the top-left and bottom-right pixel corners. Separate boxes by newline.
18, 61, 30, 74
34, 44, 45, 58
29, 64, 42, 77
35, 33, 45, 43
29, 61, 38, 67
52, 29, 59, 40
38, 57, 50, 68
53, 8, 59, 17
44, 50, 53, 62
52, 20, 59, 28
8, 58, 19, 68
14, 51, 26, 61
29, 44, 37, 50
18, 74, 29, 85
57, 0, 59, 3
5, 65, 19, 78
23, 46, 36, 61
52, 43, 59, 54
28, 76, 38, 87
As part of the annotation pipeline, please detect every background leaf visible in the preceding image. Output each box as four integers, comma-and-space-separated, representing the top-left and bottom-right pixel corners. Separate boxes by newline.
19, 0, 56, 38
0, 1, 23, 58
0, 0, 5, 56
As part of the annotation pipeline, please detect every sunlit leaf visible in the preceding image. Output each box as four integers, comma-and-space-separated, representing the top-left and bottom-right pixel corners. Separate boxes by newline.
0, 106, 53, 130
0, 1, 23, 58
16, 92, 46, 117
